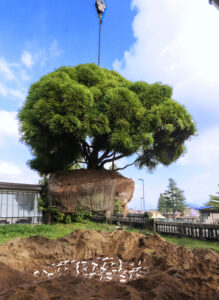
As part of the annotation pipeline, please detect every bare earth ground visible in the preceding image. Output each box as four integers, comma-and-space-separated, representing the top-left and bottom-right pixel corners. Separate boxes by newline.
0, 230, 218, 299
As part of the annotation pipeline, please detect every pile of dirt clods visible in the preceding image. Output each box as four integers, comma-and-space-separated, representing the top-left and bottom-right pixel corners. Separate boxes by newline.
0, 230, 218, 299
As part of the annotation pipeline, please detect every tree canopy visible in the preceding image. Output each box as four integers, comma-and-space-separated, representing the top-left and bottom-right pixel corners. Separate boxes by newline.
157, 178, 187, 218
206, 185, 219, 208
18, 63, 196, 175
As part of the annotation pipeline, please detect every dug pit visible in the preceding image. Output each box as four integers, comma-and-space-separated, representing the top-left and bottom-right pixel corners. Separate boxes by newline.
0, 230, 218, 299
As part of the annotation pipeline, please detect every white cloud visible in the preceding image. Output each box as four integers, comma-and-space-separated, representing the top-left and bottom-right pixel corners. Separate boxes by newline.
49, 40, 62, 57
0, 162, 40, 184
20, 69, 31, 81
0, 83, 8, 97
10, 89, 26, 101
113, 0, 219, 111
0, 111, 19, 143
0, 58, 15, 80
0, 161, 21, 175
21, 50, 34, 68
178, 126, 219, 167
176, 126, 219, 205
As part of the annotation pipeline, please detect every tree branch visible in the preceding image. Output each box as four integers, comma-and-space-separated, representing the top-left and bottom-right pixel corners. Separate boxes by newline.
97, 150, 114, 164
115, 160, 137, 171
81, 143, 89, 163
83, 141, 93, 149
99, 154, 127, 168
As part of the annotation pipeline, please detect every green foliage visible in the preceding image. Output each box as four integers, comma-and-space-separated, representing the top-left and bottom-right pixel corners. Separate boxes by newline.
39, 178, 73, 224
0, 222, 218, 254
69, 163, 84, 170
38, 177, 51, 223
158, 178, 187, 217
206, 184, 219, 208
144, 211, 152, 219
157, 194, 167, 214
0, 221, 117, 245
162, 235, 219, 254
18, 63, 196, 175
114, 198, 123, 214
72, 205, 92, 222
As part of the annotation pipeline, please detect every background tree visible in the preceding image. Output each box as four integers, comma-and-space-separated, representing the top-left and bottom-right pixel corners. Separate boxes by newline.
157, 193, 168, 215
206, 185, 219, 208
161, 178, 187, 219
18, 63, 196, 175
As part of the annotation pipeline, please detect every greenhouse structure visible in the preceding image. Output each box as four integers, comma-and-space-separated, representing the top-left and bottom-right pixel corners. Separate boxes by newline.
0, 182, 42, 225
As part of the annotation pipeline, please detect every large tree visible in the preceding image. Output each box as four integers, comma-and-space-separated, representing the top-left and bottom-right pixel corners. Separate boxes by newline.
161, 178, 187, 219
18, 63, 196, 175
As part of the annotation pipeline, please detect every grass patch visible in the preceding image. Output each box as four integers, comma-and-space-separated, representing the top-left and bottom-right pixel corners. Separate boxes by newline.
0, 220, 116, 245
160, 235, 219, 254
0, 222, 218, 254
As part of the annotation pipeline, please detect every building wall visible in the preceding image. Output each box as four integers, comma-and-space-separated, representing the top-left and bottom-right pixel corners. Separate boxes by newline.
206, 213, 219, 224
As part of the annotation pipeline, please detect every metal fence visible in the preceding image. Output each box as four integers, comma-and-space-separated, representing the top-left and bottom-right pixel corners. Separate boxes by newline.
92, 213, 219, 241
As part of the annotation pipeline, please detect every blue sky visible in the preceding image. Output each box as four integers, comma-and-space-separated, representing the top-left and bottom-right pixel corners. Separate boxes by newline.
0, 0, 219, 210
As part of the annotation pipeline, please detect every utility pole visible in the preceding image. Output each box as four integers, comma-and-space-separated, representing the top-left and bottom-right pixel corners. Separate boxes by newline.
138, 179, 145, 211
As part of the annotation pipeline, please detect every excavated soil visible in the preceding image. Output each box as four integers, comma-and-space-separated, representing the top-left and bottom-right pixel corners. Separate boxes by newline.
0, 230, 218, 299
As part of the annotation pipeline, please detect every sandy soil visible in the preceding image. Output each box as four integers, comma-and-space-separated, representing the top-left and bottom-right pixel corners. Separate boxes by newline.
0, 230, 218, 299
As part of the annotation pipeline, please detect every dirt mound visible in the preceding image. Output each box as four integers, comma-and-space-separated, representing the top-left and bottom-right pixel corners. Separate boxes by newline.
0, 230, 218, 299
0, 263, 33, 291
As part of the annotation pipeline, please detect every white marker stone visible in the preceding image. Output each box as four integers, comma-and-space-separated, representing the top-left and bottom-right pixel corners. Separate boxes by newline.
103, 257, 109, 261
106, 272, 112, 276
64, 260, 70, 264
57, 263, 62, 267
33, 271, 40, 275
